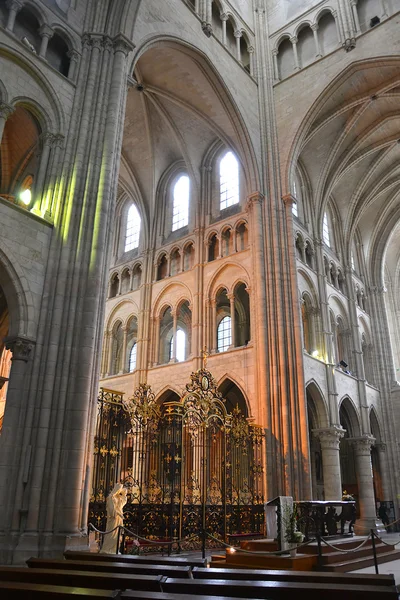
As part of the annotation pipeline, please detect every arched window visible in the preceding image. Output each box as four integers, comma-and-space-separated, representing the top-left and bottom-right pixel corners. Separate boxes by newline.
175, 329, 186, 362
129, 343, 137, 372
323, 212, 331, 247
220, 151, 239, 210
169, 330, 186, 362
172, 175, 189, 231
217, 316, 232, 352
125, 204, 141, 252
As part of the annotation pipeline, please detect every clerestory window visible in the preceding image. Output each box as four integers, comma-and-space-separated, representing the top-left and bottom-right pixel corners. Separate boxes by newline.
220, 151, 239, 210
323, 212, 331, 247
125, 204, 141, 252
172, 175, 190, 231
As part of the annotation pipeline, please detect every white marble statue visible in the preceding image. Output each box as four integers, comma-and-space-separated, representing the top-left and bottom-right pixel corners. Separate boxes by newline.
100, 483, 127, 554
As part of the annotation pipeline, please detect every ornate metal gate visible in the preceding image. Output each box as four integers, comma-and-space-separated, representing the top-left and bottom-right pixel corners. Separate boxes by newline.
89, 368, 265, 546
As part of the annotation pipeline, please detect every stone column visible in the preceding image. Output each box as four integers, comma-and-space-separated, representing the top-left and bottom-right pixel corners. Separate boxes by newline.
375, 443, 391, 501
107, 331, 114, 376
0, 103, 14, 142
311, 24, 322, 57
350, 436, 380, 533
313, 427, 345, 500
120, 327, 128, 374
153, 317, 161, 366
5, 0, 23, 33
171, 311, 177, 362
234, 30, 242, 62
332, 10, 343, 44
228, 293, 235, 348
248, 46, 255, 77
39, 24, 54, 59
32, 133, 53, 216
221, 13, 228, 46
272, 49, 279, 82
211, 300, 217, 353
67, 50, 80, 81
0, 337, 35, 532
350, 0, 361, 34
290, 36, 300, 70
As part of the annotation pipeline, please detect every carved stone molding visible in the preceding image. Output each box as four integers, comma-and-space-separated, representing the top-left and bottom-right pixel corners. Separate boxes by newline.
0, 103, 15, 120
246, 192, 264, 210
39, 24, 54, 39
313, 426, 345, 450
282, 193, 296, 206
5, 336, 35, 362
202, 22, 213, 38
349, 435, 375, 454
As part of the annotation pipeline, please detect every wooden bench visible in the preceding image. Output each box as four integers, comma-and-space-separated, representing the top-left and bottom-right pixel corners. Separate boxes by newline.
0, 566, 163, 592
27, 557, 192, 579
0, 581, 120, 599
64, 551, 207, 568
192, 566, 395, 587
121, 594, 260, 600
160, 576, 398, 599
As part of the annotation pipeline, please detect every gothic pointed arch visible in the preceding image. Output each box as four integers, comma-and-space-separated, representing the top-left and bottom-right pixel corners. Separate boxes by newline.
218, 377, 249, 416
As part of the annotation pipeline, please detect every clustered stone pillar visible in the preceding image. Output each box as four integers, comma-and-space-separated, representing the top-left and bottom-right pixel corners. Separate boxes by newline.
313, 427, 345, 500
350, 436, 379, 533
5, 0, 22, 33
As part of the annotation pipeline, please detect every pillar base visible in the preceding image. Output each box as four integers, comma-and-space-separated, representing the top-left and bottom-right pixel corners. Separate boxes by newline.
0, 531, 89, 564
354, 518, 385, 536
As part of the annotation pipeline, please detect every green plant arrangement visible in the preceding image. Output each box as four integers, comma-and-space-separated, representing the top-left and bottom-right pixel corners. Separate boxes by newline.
283, 503, 305, 545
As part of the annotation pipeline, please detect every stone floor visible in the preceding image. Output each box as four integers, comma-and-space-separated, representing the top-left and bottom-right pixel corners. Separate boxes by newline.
353, 532, 400, 584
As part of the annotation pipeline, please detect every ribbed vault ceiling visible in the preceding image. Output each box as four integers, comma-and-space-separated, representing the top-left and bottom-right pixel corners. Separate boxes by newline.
296, 59, 400, 285
121, 43, 256, 221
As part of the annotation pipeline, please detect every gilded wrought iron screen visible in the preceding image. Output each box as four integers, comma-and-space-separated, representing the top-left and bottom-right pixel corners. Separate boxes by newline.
89, 369, 265, 547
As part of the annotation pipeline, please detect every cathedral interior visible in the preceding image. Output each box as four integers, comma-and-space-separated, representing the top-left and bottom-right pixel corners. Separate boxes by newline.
0, 0, 400, 565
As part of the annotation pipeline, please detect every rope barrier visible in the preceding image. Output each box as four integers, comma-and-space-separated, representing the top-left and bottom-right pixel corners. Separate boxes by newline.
320, 533, 372, 553
89, 522, 200, 547
373, 532, 400, 548
205, 531, 316, 556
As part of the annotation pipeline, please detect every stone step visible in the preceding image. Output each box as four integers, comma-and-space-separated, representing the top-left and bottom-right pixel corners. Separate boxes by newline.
322, 549, 400, 572
302, 537, 373, 555
320, 542, 394, 564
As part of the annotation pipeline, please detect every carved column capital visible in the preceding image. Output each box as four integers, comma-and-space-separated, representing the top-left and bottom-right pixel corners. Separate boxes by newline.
349, 435, 375, 453
311, 23, 319, 31
247, 45, 255, 54
202, 22, 213, 37
234, 30, 242, 39
290, 36, 298, 45
0, 103, 15, 120
5, 336, 35, 362
67, 49, 80, 63
39, 24, 54, 39
313, 426, 345, 450
375, 443, 386, 453
113, 34, 135, 55
220, 12, 228, 21
6, 0, 23, 10
282, 193, 296, 206
246, 192, 264, 210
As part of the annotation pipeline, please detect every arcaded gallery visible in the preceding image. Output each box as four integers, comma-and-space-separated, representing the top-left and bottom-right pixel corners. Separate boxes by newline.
0, 0, 400, 594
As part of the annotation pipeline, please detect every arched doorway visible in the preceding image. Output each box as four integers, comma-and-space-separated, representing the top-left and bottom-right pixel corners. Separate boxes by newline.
339, 398, 361, 504
306, 383, 328, 500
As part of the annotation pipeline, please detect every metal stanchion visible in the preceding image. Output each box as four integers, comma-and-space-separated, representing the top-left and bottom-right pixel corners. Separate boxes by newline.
371, 529, 379, 574
316, 533, 323, 570
116, 526, 121, 555
202, 529, 206, 560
